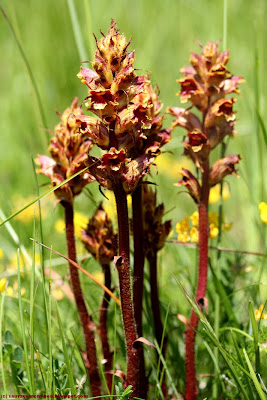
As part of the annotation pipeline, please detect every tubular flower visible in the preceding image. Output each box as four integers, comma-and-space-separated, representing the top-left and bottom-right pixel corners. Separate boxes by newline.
36, 98, 94, 203
75, 21, 170, 194
142, 185, 172, 257
81, 203, 117, 265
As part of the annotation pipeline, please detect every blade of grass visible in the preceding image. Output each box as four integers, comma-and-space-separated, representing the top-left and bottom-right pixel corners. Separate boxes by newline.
0, 166, 88, 227
56, 303, 77, 394
220, 327, 267, 354
209, 261, 238, 326
154, 340, 182, 400
17, 249, 33, 393
31, 239, 121, 307
243, 349, 266, 400
30, 218, 36, 394
0, 291, 7, 395
0, 6, 48, 144
0, 207, 32, 267
248, 302, 260, 374
83, 0, 95, 60
67, 0, 87, 61
47, 250, 53, 395
231, 332, 255, 399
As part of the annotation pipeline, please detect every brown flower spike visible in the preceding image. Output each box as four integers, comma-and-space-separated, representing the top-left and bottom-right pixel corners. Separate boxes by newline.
37, 98, 94, 204
76, 21, 170, 395
168, 41, 243, 400
36, 99, 101, 397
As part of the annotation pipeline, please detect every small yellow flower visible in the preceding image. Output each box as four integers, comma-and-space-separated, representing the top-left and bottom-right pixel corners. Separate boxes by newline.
55, 219, 65, 233
190, 227, 199, 243
0, 278, 7, 293
254, 304, 267, 321
176, 216, 190, 242
209, 223, 219, 239
0, 249, 3, 260
209, 184, 231, 204
259, 202, 267, 224
92, 270, 104, 285
190, 211, 199, 227
52, 288, 64, 301
55, 212, 88, 239
5, 287, 14, 296
156, 154, 192, 179
176, 211, 232, 243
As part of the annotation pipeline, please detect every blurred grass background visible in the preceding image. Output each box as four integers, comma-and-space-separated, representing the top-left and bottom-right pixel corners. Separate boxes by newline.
1, 0, 267, 396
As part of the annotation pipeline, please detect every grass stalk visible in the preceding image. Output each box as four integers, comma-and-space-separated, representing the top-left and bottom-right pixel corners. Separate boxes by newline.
0, 291, 7, 395
56, 303, 77, 394
63, 200, 101, 396
17, 249, 33, 393
0, 6, 48, 144
99, 263, 113, 392
67, 0, 87, 61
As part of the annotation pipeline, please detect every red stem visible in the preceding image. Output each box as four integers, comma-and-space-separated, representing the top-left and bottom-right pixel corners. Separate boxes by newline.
112, 180, 140, 397
132, 185, 147, 398
63, 202, 101, 397
185, 160, 210, 400
99, 263, 113, 391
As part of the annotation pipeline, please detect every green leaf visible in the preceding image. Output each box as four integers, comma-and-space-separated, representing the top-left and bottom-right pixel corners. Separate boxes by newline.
4, 330, 14, 345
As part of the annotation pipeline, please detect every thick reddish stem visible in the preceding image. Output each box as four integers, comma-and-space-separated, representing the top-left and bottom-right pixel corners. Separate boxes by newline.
63, 202, 101, 397
148, 251, 168, 398
99, 263, 113, 391
132, 185, 147, 397
112, 180, 140, 397
185, 160, 210, 400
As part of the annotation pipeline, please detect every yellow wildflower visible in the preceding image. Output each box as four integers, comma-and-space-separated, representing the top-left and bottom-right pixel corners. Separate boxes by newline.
176, 211, 232, 243
55, 212, 88, 239
92, 270, 104, 285
190, 227, 199, 243
175, 216, 190, 242
55, 219, 65, 233
12, 194, 50, 223
209, 223, 219, 239
190, 211, 199, 227
0, 278, 7, 293
52, 288, 64, 301
259, 202, 267, 224
0, 249, 3, 260
74, 212, 88, 239
254, 304, 267, 321
5, 287, 14, 296
209, 184, 231, 204
156, 154, 192, 179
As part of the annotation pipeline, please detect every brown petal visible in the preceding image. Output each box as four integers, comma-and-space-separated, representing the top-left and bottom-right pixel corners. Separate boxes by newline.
177, 168, 201, 203
209, 154, 241, 186
75, 115, 109, 149
167, 107, 202, 131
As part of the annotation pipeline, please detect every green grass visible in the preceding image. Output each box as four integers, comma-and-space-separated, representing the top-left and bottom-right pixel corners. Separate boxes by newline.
0, 0, 267, 398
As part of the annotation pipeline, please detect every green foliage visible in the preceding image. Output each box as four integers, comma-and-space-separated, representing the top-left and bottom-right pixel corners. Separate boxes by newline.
1, 0, 267, 399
